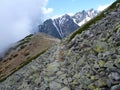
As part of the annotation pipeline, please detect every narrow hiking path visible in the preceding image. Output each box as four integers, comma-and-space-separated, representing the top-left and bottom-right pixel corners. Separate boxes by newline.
0, 41, 68, 90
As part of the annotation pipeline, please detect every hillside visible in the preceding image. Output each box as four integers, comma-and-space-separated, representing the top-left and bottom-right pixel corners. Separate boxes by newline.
0, 0, 120, 90
0, 33, 60, 82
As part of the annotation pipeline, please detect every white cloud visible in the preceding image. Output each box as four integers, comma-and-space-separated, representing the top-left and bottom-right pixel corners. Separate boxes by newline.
52, 13, 74, 19
52, 14, 64, 19
0, 0, 52, 55
68, 13, 74, 16
97, 4, 110, 11
42, 8, 53, 14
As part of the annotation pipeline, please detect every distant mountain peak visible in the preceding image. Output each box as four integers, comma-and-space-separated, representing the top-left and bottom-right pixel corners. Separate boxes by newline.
62, 14, 70, 17
38, 9, 99, 39
72, 9, 99, 26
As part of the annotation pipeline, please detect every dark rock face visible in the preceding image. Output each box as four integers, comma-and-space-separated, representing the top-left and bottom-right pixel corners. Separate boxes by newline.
38, 9, 99, 39
54, 14, 79, 38
39, 15, 79, 39
39, 19, 62, 39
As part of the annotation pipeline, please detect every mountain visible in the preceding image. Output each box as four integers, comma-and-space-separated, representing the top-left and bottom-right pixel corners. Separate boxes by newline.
1, 0, 120, 90
72, 9, 99, 26
39, 14, 79, 39
39, 9, 99, 39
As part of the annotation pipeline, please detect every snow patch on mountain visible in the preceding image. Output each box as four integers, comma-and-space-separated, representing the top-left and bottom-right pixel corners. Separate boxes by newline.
38, 9, 100, 39
52, 20, 62, 38
72, 9, 99, 26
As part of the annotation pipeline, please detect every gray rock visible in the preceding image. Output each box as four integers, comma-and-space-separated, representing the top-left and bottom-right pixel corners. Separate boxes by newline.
68, 77, 73, 83
111, 72, 120, 80
63, 79, 68, 85
111, 84, 120, 90
60, 86, 70, 90
46, 61, 60, 76
94, 63, 99, 69
49, 81, 61, 90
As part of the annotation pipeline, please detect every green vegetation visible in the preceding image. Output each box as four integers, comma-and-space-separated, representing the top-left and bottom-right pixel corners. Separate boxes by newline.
3, 34, 33, 55
18, 34, 33, 42
24, 52, 30, 56
12, 54, 18, 58
19, 48, 48, 68
25, 34, 33, 38
114, 24, 120, 32
15, 34, 33, 49
0, 48, 48, 82
67, 0, 120, 42
17, 40, 30, 48
19, 45, 27, 50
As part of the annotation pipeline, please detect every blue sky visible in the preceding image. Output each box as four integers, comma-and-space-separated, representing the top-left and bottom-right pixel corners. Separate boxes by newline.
46, 0, 116, 18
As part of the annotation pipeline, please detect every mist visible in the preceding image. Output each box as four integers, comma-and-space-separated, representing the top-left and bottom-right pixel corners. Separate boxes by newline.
0, 0, 53, 55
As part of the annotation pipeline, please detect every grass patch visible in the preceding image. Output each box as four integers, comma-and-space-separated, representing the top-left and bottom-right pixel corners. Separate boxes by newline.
67, 0, 120, 42
25, 34, 33, 38
14, 34, 33, 49
0, 48, 48, 83
17, 40, 29, 47
18, 34, 33, 42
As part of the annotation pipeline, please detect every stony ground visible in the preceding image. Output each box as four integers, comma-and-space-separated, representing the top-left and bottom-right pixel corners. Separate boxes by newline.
0, 1, 120, 90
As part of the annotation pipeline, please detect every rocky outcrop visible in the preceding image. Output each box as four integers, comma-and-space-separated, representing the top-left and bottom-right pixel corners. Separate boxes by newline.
0, 0, 120, 90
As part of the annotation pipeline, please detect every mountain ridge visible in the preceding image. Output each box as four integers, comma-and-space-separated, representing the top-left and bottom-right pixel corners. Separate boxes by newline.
39, 9, 99, 39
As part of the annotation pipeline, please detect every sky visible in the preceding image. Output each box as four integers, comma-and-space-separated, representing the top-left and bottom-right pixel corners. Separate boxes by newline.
47, 0, 116, 18
0, 0, 116, 55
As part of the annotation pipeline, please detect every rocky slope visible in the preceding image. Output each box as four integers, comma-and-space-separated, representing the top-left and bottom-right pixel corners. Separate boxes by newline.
0, 33, 59, 82
39, 9, 99, 39
0, 0, 120, 90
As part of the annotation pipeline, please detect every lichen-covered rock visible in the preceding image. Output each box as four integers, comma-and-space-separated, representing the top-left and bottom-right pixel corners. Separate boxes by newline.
46, 61, 60, 76
111, 84, 120, 90
110, 72, 120, 80
49, 81, 61, 90
60, 87, 70, 90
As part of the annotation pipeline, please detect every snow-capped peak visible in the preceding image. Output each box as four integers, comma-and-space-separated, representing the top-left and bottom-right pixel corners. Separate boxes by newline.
38, 9, 99, 39
72, 9, 99, 26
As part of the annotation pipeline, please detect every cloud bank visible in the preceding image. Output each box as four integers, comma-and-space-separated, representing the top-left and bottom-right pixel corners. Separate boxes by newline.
0, 0, 53, 55
97, 4, 110, 11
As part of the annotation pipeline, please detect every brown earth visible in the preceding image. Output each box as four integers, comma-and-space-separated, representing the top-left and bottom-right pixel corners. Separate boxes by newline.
0, 33, 60, 81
